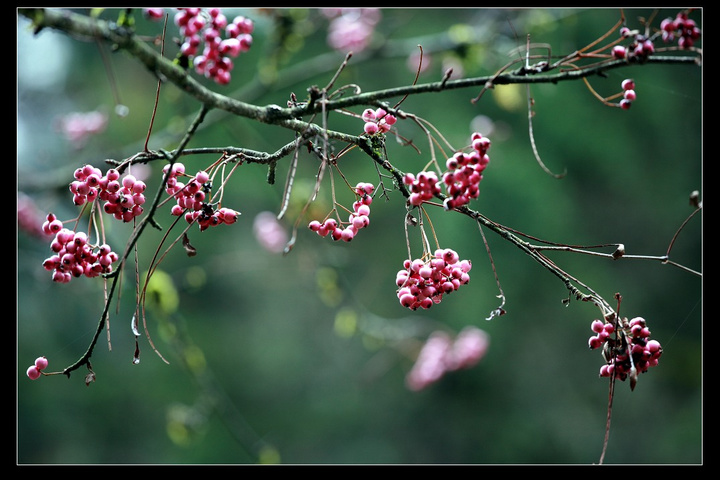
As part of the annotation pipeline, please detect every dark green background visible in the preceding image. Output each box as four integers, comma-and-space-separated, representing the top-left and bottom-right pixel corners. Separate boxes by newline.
17, 8, 701, 464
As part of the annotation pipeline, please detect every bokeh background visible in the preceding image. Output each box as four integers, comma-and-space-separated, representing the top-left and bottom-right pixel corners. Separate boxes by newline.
17, 8, 702, 465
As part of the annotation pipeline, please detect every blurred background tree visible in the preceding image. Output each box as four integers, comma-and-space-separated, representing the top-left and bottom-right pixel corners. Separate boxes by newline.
17, 8, 701, 464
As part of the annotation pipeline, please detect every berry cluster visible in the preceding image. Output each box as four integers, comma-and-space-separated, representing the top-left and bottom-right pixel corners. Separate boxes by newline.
164, 163, 240, 232
403, 171, 441, 207
308, 182, 374, 242
403, 132, 491, 209
619, 78, 637, 110
588, 316, 663, 382
612, 27, 655, 61
70, 164, 147, 223
26, 356, 49, 380
395, 248, 472, 310
660, 12, 701, 49
42, 214, 119, 283
441, 132, 491, 210
171, 8, 254, 85
362, 107, 397, 135
406, 326, 489, 391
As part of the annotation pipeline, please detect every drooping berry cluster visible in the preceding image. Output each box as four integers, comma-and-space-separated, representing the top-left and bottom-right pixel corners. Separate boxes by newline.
403, 133, 491, 209
362, 107, 397, 135
619, 78, 637, 110
26, 356, 49, 380
171, 7, 254, 85
396, 248, 472, 310
308, 182, 374, 242
69, 164, 147, 223
588, 316, 663, 382
660, 11, 701, 49
403, 171, 441, 207
406, 326, 489, 391
42, 214, 119, 283
164, 163, 240, 232
441, 132, 491, 210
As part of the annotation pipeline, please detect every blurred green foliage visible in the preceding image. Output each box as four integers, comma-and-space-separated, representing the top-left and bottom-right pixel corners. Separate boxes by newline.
17, 8, 701, 464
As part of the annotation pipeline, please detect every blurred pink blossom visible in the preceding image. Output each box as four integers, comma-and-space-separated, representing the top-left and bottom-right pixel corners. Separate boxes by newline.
253, 211, 289, 254
406, 326, 490, 391
326, 8, 381, 53
55, 110, 108, 148
17, 192, 45, 238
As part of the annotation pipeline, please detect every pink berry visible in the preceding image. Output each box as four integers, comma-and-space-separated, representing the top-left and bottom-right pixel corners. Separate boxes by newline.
195, 171, 210, 184
219, 207, 240, 224
215, 69, 232, 85
219, 38, 241, 56
34, 356, 48, 370
364, 122, 379, 135
122, 175, 136, 189
132, 181, 146, 194
27, 365, 41, 380
362, 108, 376, 122
341, 228, 355, 242
48, 219, 63, 234
418, 265, 433, 279
612, 45, 626, 59
324, 218, 338, 231
591, 319, 605, 333
646, 339, 661, 353
352, 215, 369, 229
331, 228, 343, 241
621, 79, 635, 90
356, 204, 371, 216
